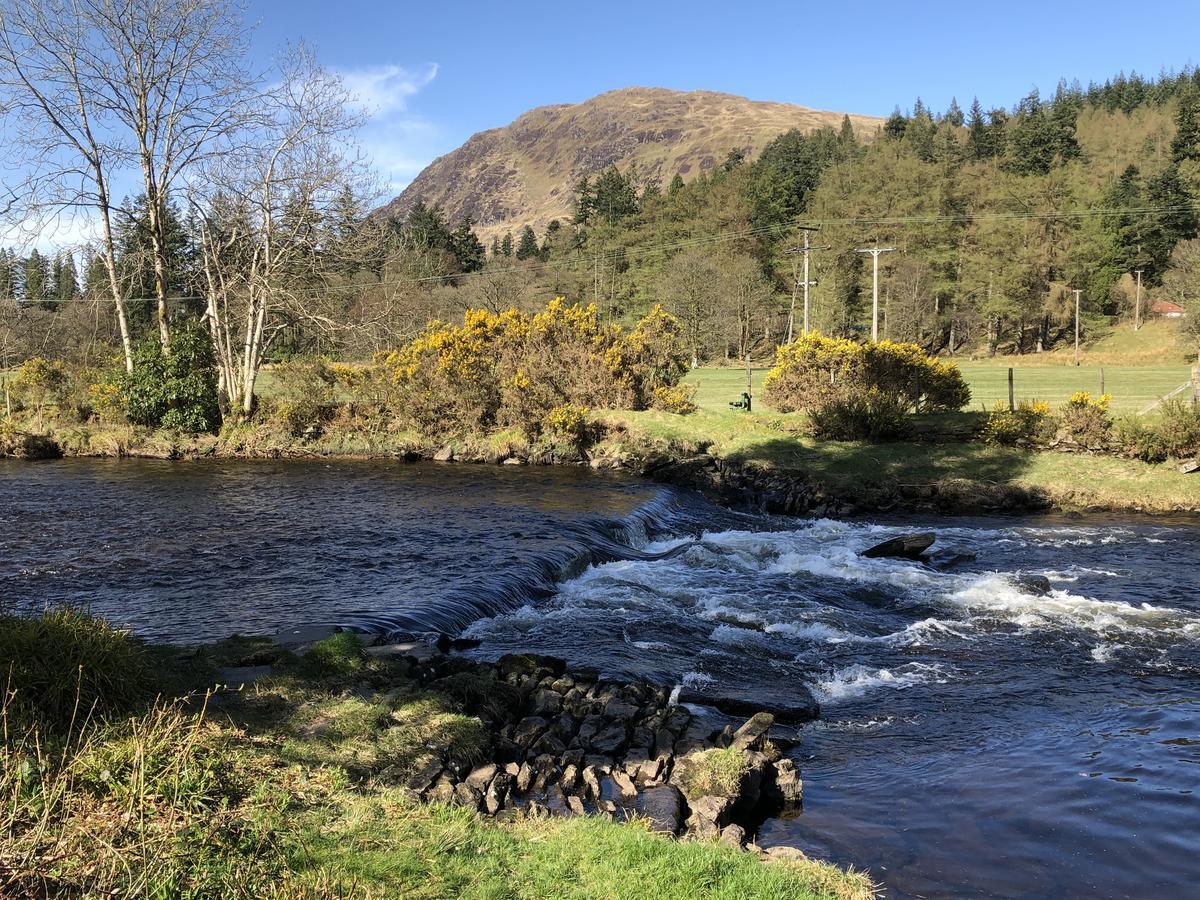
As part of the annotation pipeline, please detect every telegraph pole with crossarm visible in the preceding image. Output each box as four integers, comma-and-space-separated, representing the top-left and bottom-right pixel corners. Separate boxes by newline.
855, 244, 896, 342
783, 227, 829, 342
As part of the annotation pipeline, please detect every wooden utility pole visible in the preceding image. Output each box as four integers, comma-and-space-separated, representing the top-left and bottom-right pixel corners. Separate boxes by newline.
1073, 288, 1083, 367
783, 227, 826, 342
856, 244, 896, 342
1133, 269, 1143, 331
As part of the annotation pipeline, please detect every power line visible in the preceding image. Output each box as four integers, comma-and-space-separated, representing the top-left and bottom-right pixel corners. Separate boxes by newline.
8, 201, 1200, 305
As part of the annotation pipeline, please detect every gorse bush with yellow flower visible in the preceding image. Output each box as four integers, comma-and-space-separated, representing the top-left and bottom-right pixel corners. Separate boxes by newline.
1058, 391, 1113, 450
763, 333, 970, 415
762, 333, 969, 440
381, 299, 688, 440
983, 399, 1054, 447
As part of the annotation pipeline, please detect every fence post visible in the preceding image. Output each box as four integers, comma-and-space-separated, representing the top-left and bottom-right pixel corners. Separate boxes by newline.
1192, 366, 1199, 405
1008, 367, 1014, 412
1100, 367, 1105, 397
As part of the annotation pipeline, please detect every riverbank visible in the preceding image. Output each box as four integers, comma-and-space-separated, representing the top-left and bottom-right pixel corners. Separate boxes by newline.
0, 608, 874, 899
4, 410, 1197, 515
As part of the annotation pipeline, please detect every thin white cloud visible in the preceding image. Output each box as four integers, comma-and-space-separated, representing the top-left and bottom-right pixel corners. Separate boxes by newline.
341, 63, 438, 117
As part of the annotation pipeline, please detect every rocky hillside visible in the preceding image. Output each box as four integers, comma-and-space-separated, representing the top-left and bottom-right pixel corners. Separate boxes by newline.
380, 87, 881, 241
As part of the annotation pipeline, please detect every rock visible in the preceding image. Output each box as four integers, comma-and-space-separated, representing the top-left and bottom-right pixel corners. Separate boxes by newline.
516, 762, 535, 793
719, 824, 747, 850
532, 691, 563, 718
603, 696, 640, 721
406, 754, 446, 793
770, 758, 803, 805
484, 773, 511, 815
502, 457, 524, 466
1014, 574, 1052, 596
504, 762, 520, 777
581, 765, 603, 801
584, 754, 614, 773
588, 720, 629, 755
676, 688, 820, 725
760, 845, 809, 864
453, 782, 482, 811
497, 653, 566, 681
861, 532, 936, 559
426, 773, 455, 804
493, 737, 524, 765
674, 717, 717, 755
549, 675, 575, 694
531, 732, 567, 758
366, 641, 439, 661
627, 756, 662, 785
1177, 459, 1200, 474
729, 713, 774, 752
566, 794, 587, 816
610, 769, 638, 805
513, 716, 548, 748
686, 795, 732, 839
465, 763, 498, 792
560, 764, 579, 791
432, 446, 454, 462
929, 550, 978, 570
634, 784, 683, 835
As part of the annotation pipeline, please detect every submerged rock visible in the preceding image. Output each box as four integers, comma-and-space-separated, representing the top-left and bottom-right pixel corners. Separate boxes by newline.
676, 688, 820, 725
861, 532, 936, 560
1014, 574, 1052, 596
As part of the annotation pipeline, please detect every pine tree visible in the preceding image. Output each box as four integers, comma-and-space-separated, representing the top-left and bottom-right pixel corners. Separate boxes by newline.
22, 249, 50, 308
450, 219, 485, 272
667, 173, 685, 197
55, 253, 80, 304
515, 224, 539, 260
490, 235, 501, 257
1171, 88, 1200, 162
883, 106, 907, 140
945, 97, 965, 127
572, 176, 594, 225
967, 98, 988, 159
500, 232, 513, 257
838, 114, 858, 156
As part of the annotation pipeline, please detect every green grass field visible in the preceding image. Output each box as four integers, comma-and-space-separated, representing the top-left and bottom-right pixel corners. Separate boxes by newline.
685, 364, 1193, 415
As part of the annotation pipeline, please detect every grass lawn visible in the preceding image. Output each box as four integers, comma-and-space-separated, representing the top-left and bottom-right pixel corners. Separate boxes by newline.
683, 365, 1194, 416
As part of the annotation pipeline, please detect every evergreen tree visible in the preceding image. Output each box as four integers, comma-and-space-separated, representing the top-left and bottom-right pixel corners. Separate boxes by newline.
1143, 163, 1198, 277
500, 231, 513, 257
21, 249, 50, 308
54, 253, 80, 304
572, 176, 594, 224
945, 97, 965, 127
83, 251, 109, 302
540, 219, 562, 261
967, 98, 989, 159
883, 106, 908, 140
404, 201, 455, 253
590, 165, 640, 224
838, 114, 858, 156
450, 219, 486, 273
668, 173, 685, 197
1006, 90, 1058, 175
1171, 88, 1200, 162
515, 224, 540, 260
490, 235, 501, 257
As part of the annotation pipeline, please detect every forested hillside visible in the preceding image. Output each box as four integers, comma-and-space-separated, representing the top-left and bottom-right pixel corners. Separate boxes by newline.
3, 70, 1200, 372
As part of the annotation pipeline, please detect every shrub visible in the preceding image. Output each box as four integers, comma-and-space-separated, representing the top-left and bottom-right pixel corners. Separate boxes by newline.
541, 403, 590, 447
8, 357, 71, 415
983, 399, 1053, 447
268, 359, 338, 437
808, 389, 912, 441
651, 383, 697, 414
122, 324, 221, 433
1116, 399, 1200, 462
1058, 391, 1112, 450
672, 747, 748, 800
381, 299, 689, 440
0, 607, 155, 730
763, 332, 970, 415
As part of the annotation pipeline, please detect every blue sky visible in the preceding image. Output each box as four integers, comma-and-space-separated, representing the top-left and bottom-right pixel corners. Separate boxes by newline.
247, 0, 1200, 194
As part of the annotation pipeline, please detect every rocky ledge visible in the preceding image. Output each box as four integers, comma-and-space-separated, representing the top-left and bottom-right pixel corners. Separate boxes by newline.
344, 644, 804, 850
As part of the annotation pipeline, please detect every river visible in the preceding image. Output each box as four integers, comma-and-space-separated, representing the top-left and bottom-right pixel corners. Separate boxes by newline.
2, 458, 1197, 898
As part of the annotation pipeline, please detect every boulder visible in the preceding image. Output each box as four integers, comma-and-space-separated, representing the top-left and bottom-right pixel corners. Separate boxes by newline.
1014, 574, 1052, 596
770, 758, 803, 806
610, 769, 638, 806
515, 761, 535, 794
719, 824, 747, 850
729, 713, 774, 752
634, 784, 683, 835
588, 720, 629, 755
465, 763, 498, 792
484, 773, 511, 815
686, 795, 732, 839
531, 689, 563, 718
676, 688, 820, 725
566, 794, 587, 816
453, 782, 482, 811
432, 446, 454, 462
513, 716, 548, 749
582, 765, 603, 802
425, 773, 455, 804
861, 532, 936, 560
530, 732, 567, 758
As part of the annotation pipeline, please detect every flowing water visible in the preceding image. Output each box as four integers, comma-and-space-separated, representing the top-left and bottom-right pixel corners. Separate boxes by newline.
2, 458, 1198, 898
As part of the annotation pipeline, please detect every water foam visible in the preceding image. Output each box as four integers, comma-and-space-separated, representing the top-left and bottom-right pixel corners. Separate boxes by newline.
812, 663, 951, 703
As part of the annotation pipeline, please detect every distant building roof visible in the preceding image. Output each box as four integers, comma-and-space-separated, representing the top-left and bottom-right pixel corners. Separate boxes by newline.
1150, 299, 1185, 315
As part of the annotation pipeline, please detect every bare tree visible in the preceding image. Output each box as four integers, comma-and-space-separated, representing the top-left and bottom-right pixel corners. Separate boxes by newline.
191, 46, 369, 415
658, 248, 721, 368
0, 0, 253, 368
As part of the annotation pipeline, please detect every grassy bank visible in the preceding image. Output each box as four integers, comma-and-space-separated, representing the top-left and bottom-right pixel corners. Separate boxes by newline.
0, 610, 873, 899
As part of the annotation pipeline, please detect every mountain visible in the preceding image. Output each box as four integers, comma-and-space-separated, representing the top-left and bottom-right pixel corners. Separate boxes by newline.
380, 87, 882, 242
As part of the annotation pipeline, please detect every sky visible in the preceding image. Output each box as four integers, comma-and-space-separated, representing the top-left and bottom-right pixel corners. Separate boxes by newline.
247, 0, 1200, 195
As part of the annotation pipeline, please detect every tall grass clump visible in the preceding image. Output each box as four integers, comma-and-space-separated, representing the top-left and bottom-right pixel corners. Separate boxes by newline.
0, 607, 155, 730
